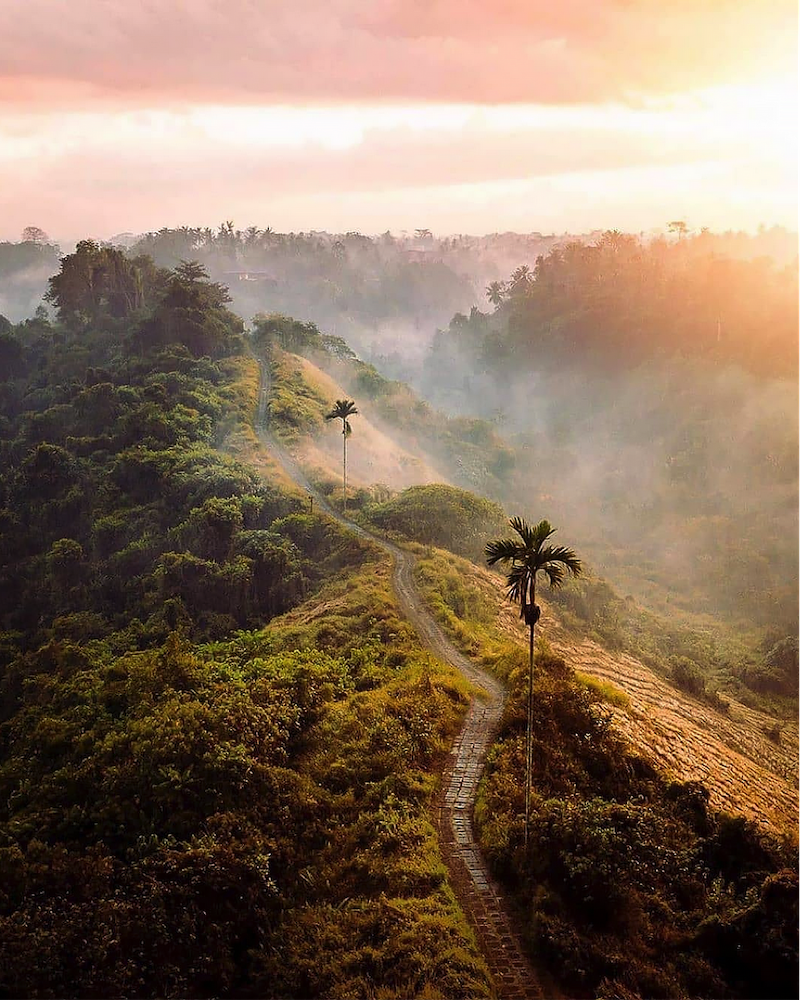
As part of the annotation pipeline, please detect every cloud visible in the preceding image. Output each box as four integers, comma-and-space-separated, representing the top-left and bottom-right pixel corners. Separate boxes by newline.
0, 98, 793, 239
0, 0, 794, 107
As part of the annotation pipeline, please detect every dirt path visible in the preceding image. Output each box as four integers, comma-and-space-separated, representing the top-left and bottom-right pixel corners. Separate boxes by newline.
256, 368, 547, 1000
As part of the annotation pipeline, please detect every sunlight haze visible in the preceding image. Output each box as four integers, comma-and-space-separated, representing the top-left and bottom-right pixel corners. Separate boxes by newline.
0, 0, 795, 239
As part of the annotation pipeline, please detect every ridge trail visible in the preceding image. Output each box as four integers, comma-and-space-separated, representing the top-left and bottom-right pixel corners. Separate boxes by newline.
256, 364, 549, 999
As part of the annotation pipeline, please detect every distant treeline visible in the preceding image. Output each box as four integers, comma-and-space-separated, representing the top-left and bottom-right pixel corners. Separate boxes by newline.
441, 230, 797, 377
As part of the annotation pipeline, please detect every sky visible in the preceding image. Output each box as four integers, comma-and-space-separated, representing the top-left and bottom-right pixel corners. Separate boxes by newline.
0, 0, 796, 241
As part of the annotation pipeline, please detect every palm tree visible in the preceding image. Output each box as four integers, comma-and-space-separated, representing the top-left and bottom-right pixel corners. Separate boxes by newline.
486, 280, 506, 307
485, 517, 581, 848
325, 399, 358, 513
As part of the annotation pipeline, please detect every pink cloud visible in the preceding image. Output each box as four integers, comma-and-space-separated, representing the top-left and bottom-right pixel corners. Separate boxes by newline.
0, 0, 794, 108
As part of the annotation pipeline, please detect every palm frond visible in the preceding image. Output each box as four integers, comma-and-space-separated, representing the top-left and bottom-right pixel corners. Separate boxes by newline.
325, 398, 359, 421
485, 537, 524, 565
542, 563, 564, 588
508, 516, 532, 549
509, 516, 557, 552
531, 519, 556, 547
504, 563, 530, 606
538, 544, 582, 582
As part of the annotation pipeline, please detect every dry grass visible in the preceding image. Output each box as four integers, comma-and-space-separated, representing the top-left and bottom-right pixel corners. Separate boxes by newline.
288, 355, 449, 490
553, 632, 799, 832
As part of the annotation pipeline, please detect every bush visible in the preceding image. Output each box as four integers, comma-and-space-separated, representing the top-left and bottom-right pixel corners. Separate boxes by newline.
365, 484, 507, 560
670, 656, 706, 696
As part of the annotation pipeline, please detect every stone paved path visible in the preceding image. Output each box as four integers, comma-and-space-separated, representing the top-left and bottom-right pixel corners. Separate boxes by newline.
257, 363, 548, 999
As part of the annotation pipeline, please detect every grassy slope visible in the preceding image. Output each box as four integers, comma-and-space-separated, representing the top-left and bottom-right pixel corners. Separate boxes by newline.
407, 546, 797, 1000
220, 354, 494, 997
267, 351, 449, 493
204, 557, 493, 999
225, 355, 303, 494
226, 362, 494, 997
412, 547, 798, 834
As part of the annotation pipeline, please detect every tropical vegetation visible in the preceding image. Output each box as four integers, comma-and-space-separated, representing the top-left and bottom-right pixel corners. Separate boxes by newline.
0, 231, 795, 999
0, 246, 493, 997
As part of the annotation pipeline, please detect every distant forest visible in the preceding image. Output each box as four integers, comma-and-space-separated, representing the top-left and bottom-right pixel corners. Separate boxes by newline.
419, 232, 798, 632
1, 221, 796, 355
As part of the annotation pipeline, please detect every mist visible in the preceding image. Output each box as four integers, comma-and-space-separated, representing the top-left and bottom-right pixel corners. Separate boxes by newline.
0, 238, 61, 322
404, 231, 799, 630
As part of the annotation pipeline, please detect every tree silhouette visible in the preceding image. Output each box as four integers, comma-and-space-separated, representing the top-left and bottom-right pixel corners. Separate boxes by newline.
486, 280, 506, 307
485, 517, 581, 848
325, 399, 358, 514
21, 226, 49, 244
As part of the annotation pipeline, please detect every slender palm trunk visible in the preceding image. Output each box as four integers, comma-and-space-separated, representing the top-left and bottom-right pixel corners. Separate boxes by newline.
342, 426, 347, 514
525, 580, 536, 851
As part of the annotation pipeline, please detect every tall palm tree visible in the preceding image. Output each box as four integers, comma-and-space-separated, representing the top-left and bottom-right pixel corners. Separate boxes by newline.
485, 517, 581, 848
325, 399, 358, 514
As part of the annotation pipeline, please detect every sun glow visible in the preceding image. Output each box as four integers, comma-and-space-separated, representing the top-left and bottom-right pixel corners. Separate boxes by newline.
0, 74, 795, 237
659, 76, 798, 167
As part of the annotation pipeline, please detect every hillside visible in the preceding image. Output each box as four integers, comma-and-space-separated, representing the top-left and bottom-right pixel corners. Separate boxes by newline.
414, 550, 798, 833
270, 352, 450, 490
256, 326, 798, 995
409, 546, 797, 999
0, 247, 497, 998
257, 316, 515, 502
254, 315, 798, 834
0, 243, 795, 999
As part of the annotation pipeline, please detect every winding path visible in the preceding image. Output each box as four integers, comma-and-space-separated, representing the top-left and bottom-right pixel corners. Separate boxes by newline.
256, 367, 547, 999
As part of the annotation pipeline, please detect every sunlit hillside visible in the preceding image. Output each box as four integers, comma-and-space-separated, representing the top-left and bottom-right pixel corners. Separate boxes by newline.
416, 551, 798, 833
276, 353, 450, 490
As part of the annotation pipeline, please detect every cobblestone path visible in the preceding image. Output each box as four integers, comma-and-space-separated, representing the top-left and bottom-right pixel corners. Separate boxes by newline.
257, 368, 549, 998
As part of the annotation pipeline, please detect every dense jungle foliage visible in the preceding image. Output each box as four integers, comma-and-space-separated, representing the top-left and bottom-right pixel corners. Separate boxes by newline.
0, 245, 492, 998
439, 230, 797, 377
0, 563, 492, 998
0, 246, 365, 650
131, 225, 477, 352
414, 547, 798, 1000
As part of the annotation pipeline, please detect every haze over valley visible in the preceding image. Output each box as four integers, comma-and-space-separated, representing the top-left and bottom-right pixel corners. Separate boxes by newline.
0, 2, 796, 998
